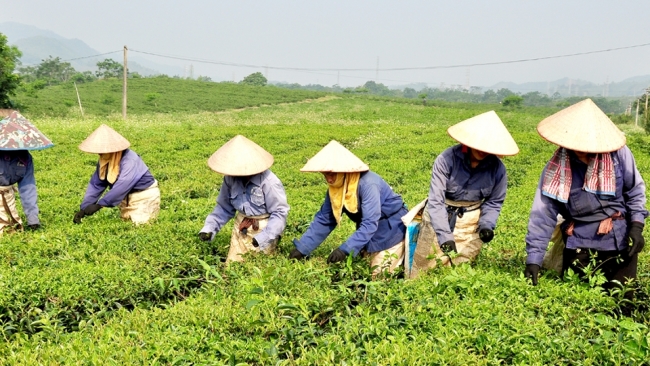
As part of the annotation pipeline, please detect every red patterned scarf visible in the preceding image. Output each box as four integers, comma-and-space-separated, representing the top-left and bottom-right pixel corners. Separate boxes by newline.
541, 147, 615, 203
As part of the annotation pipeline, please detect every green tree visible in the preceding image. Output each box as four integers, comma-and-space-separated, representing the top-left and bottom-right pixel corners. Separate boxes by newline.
501, 94, 523, 108
240, 72, 267, 86
17, 65, 37, 83
0, 32, 23, 108
35, 56, 77, 85
403, 87, 417, 98
96, 58, 123, 78
72, 71, 97, 83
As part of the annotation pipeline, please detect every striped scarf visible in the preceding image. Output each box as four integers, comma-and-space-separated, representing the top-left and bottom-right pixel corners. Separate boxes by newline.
541, 147, 615, 203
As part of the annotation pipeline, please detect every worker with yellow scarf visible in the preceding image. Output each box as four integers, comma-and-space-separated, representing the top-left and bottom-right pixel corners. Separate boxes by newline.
73, 124, 160, 225
289, 140, 408, 274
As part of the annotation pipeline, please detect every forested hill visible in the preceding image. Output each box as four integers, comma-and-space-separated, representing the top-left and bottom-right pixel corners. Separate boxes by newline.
12, 78, 329, 117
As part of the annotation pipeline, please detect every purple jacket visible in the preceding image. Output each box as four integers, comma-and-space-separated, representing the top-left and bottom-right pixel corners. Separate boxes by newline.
426, 145, 507, 244
201, 169, 289, 249
294, 171, 407, 256
80, 149, 155, 209
525, 146, 648, 265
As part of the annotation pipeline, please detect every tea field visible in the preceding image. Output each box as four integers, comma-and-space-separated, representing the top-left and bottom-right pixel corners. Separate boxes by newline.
1, 96, 650, 364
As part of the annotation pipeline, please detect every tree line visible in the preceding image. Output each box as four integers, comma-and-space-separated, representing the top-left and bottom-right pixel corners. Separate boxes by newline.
0, 32, 634, 116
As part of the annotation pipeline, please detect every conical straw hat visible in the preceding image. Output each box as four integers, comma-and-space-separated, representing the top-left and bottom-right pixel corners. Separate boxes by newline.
537, 98, 625, 153
301, 140, 370, 173
79, 124, 130, 154
0, 111, 54, 150
447, 111, 519, 156
207, 135, 273, 176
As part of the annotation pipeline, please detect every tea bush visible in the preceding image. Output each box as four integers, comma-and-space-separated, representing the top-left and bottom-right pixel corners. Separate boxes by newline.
0, 96, 648, 364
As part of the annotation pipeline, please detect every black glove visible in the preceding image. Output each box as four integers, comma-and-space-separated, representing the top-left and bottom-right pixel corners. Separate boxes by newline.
83, 204, 102, 216
198, 232, 212, 242
73, 210, 85, 224
440, 240, 457, 254
289, 248, 305, 260
327, 248, 347, 264
252, 238, 259, 247
27, 224, 41, 231
628, 221, 645, 257
524, 264, 540, 286
479, 228, 494, 243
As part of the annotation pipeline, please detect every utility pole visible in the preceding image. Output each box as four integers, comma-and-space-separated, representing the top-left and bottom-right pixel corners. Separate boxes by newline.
465, 68, 470, 90
337, 71, 340, 86
122, 45, 127, 120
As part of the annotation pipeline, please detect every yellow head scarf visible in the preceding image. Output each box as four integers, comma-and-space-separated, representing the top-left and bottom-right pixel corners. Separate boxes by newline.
98, 151, 123, 184
328, 172, 361, 224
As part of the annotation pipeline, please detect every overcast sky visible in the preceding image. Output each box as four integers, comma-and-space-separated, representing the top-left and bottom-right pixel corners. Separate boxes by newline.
2, 1, 650, 88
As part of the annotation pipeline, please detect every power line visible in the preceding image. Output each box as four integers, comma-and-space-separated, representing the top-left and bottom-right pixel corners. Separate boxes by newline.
130, 49, 419, 84
20, 50, 122, 66
62, 50, 122, 62
130, 41, 650, 72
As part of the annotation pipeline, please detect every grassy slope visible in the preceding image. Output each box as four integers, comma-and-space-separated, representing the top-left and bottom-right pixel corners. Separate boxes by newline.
12, 78, 328, 117
0, 97, 649, 364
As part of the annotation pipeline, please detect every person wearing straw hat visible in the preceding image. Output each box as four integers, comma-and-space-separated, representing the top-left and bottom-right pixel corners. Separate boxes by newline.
0, 111, 54, 233
289, 140, 408, 275
403, 111, 518, 278
524, 99, 647, 293
73, 124, 160, 225
199, 135, 289, 263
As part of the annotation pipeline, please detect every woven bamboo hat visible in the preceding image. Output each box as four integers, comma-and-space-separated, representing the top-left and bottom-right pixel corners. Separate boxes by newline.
301, 140, 370, 173
447, 110, 519, 156
537, 98, 625, 153
207, 135, 273, 176
78, 124, 130, 154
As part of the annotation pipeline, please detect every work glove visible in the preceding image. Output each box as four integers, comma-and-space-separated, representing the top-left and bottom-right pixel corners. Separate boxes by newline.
478, 227, 494, 243
83, 204, 102, 216
628, 221, 645, 257
327, 248, 347, 264
252, 238, 259, 248
440, 240, 457, 254
73, 210, 85, 224
198, 232, 212, 242
524, 264, 540, 286
26, 224, 41, 231
289, 248, 305, 260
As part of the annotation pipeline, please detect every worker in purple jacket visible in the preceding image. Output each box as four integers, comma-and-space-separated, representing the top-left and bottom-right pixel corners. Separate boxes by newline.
289, 140, 408, 275
74, 124, 160, 225
0, 111, 54, 233
405, 111, 518, 277
525, 99, 647, 294
199, 135, 289, 263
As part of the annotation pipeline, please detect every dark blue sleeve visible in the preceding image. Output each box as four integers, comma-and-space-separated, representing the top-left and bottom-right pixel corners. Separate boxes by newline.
16, 154, 39, 225
80, 165, 108, 210
294, 192, 337, 256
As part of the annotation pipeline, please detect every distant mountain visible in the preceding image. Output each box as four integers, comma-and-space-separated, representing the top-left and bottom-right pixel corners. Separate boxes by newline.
13, 35, 100, 66
487, 76, 650, 98
0, 22, 183, 77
